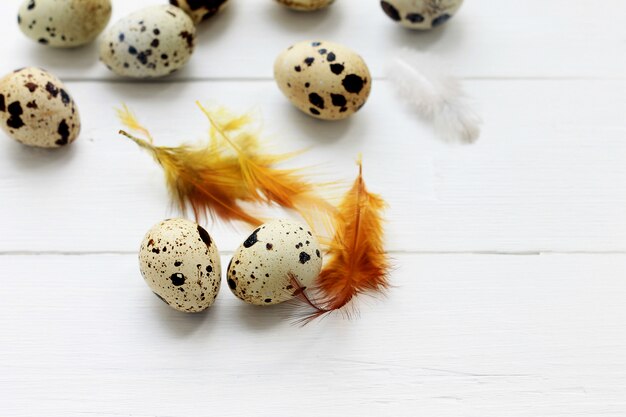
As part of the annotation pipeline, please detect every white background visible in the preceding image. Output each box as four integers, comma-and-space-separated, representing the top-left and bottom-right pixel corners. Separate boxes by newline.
1, 1, 626, 416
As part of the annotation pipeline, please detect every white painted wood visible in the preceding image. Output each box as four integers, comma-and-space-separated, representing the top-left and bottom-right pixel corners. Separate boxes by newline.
1, 0, 625, 79
0, 79, 625, 253
1, 253, 626, 417
1, 1, 626, 416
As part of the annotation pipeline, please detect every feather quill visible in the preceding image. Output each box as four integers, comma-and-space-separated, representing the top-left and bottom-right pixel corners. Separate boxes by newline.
385, 48, 481, 143
292, 158, 390, 323
117, 104, 332, 228
118, 106, 261, 226
196, 102, 335, 230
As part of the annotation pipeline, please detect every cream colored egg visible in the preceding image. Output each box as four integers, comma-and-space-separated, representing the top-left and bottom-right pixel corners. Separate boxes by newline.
227, 219, 323, 306
380, 0, 464, 30
100, 5, 196, 78
0, 68, 80, 148
275, 0, 335, 11
169, 0, 229, 24
274, 40, 371, 120
139, 218, 221, 313
18, 0, 112, 47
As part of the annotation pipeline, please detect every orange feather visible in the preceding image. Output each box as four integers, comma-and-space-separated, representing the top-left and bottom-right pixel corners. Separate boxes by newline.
118, 105, 262, 226
197, 102, 335, 230
293, 158, 391, 323
117, 104, 333, 228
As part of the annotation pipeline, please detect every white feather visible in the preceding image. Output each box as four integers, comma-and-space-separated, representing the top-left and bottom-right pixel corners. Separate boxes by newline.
385, 48, 481, 143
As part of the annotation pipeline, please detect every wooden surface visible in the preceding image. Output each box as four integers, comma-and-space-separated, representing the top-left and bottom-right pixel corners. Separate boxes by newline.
1, 1, 626, 416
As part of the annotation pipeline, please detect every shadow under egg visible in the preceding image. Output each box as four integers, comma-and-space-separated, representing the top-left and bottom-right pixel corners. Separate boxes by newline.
194, 2, 237, 46
264, 1, 341, 34
20, 39, 102, 74
234, 302, 286, 331
3, 136, 80, 171
280, 102, 356, 144
385, 14, 468, 53
151, 292, 215, 337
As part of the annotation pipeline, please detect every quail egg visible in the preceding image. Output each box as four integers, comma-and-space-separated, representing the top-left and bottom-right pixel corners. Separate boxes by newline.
380, 0, 464, 30
227, 219, 322, 306
169, 0, 229, 24
100, 5, 196, 78
275, 0, 335, 11
0, 67, 80, 148
139, 218, 221, 313
18, 0, 112, 47
274, 40, 371, 120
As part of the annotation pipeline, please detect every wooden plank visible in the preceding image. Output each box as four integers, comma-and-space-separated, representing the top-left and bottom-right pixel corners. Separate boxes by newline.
1, 0, 625, 79
0, 79, 625, 253
1, 2, 624, 416
1, 253, 625, 416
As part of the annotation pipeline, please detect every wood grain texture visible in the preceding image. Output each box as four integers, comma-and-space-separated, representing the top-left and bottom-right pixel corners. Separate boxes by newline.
1, 0, 625, 79
0, 79, 625, 253
2, 254, 626, 417
1, 0, 625, 415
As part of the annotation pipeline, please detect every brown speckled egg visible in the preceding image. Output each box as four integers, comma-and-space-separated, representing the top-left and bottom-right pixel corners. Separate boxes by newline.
100, 5, 196, 78
274, 40, 371, 120
380, 0, 464, 30
169, 0, 229, 24
139, 218, 221, 313
275, 0, 335, 11
0, 68, 80, 148
227, 219, 323, 306
18, 0, 112, 47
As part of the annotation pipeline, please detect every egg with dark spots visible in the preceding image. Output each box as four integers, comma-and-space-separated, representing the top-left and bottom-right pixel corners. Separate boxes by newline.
169, 0, 229, 24
274, 40, 371, 120
18, 0, 111, 47
139, 218, 221, 313
275, 0, 335, 11
227, 219, 322, 306
100, 5, 196, 78
0, 67, 80, 148
380, 0, 464, 30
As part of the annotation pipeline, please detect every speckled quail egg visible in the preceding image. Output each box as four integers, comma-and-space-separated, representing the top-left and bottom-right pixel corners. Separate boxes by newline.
0, 68, 80, 148
380, 0, 464, 30
169, 0, 229, 24
274, 40, 371, 120
100, 5, 196, 78
18, 0, 112, 47
227, 219, 323, 306
139, 218, 222, 313
275, 0, 335, 11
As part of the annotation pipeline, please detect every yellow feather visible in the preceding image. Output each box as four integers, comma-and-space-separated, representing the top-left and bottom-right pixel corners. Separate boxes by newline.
197, 102, 335, 230
118, 104, 334, 229
116, 105, 154, 143
117, 106, 261, 226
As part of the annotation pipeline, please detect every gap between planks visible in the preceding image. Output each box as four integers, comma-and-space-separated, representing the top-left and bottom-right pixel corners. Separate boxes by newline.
2, 250, 626, 256
54, 76, 626, 83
